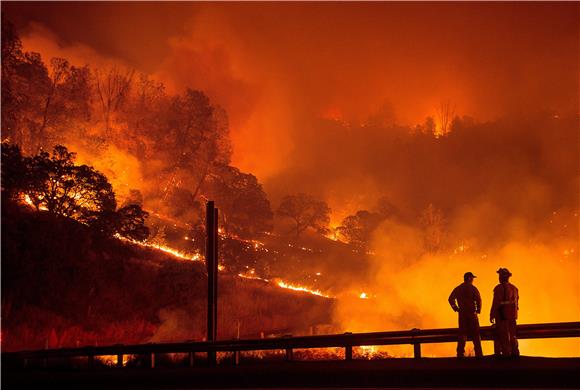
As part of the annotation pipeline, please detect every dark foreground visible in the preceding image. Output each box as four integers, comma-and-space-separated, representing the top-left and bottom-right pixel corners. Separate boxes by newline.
2, 357, 579, 389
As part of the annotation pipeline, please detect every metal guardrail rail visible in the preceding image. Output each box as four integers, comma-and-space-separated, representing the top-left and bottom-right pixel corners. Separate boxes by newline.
3, 321, 579, 368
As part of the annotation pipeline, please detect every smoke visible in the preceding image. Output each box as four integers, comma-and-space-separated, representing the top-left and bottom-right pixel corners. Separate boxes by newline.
332, 210, 580, 357
7, 2, 577, 187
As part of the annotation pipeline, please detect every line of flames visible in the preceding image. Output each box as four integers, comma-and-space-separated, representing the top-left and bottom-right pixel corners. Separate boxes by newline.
21, 194, 362, 299
114, 234, 203, 263
237, 271, 335, 298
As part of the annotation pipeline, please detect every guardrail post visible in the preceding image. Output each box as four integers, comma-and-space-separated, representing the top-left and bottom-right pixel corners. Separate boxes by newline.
189, 352, 195, 367
344, 332, 353, 360
150, 353, 155, 369
345, 345, 353, 360
413, 343, 421, 359
23, 357, 28, 369
234, 350, 240, 365
116, 353, 123, 368
285, 348, 293, 361
87, 354, 94, 369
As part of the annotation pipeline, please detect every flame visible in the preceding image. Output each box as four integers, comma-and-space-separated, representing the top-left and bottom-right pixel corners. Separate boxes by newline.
95, 354, 130, 366
22, 194, 48, 211
238, 270, 269, 282
359, 292, 368, 299
276, 280, 333, 298
114, 234, 202, 262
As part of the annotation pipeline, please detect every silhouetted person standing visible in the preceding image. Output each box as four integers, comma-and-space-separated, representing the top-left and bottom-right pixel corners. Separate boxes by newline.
490, 267, 519, 357
448, 272, 483, 358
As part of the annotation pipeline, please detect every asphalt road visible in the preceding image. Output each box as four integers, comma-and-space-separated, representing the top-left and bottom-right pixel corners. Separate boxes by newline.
2, 356, 579, 389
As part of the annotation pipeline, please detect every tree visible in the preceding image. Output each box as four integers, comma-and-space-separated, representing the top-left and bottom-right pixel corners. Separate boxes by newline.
26, 145, 116, 224
95, 67, 134, 138
338, 210, 383, 250
121, 189, 144, 208
375, 196, 399, 219
1, 19, 24, 143
277, 193, 330, 238
155, 89, 232, 204
420, 203, 446, 252
203, 165, 273, 238
436, 99, 455, 137
35, 58, 92, 151
1, 142, 30, 200
2, 143, 149, 240
1, 22, 50, 151
120, 73, 168, 158
94, 204, 150, 241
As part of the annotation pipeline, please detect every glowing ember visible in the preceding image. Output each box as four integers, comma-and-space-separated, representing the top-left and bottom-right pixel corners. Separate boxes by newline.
359, 292, 368, 299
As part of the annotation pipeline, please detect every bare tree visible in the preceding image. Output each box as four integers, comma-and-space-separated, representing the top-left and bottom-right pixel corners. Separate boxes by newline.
420, 203, 446, 252
95, 67, 134, 138
277, 193, 331, 238
36, 58, 69, 151
436, 99, 455, 136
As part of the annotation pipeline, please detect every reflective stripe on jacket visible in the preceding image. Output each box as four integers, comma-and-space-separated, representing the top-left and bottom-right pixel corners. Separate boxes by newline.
491, 282, 519, 320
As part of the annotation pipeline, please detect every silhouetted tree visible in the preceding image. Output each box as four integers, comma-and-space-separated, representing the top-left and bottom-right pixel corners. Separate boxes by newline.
277, 193, 330, 238
26, 145, 116, 224
34, 58, 92, 151
420, 203, 446, 252
95, 67, 134, 138
122, 189, 144, 208
2, 143, 149, 240
159, 89, 232, 202
1, 142, 30, 200
204, 165, 273, 238
436, 99, 455, 136
338, 210, 383, 250
1, 23, 49, 151
94, 204, 150, 241
375, 196, 399, 219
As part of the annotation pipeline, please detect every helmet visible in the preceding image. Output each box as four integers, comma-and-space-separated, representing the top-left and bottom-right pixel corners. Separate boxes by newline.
497, 268, 512, 277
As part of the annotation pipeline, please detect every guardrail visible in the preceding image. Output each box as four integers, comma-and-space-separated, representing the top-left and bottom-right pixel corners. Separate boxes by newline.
3, 321, 579, 369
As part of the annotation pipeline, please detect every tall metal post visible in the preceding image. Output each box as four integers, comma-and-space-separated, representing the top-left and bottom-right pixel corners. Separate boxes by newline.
213, 207, 219, 339
206, 201, 219, 364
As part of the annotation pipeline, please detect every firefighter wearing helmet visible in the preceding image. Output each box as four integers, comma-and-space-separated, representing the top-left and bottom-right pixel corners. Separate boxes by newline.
490, 267, 520, 357
448, 272, 483, 358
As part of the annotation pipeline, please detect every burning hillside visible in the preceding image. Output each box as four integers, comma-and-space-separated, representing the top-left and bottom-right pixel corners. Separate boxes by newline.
1, 203, 335, 352
1, 2, 579, 358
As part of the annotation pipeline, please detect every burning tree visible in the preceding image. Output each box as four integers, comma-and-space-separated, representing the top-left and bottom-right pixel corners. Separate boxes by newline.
25, 145, 116, 223
1, 21, 91, 152
1, 143, 149, 240
277, 193, 331, 238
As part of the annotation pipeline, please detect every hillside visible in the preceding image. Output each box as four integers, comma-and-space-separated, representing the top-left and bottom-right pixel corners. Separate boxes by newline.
1, 202, 334, 352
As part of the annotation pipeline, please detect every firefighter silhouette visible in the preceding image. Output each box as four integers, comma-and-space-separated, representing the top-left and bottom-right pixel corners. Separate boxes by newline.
490, 267, 520, 357
448, 272, 483, 357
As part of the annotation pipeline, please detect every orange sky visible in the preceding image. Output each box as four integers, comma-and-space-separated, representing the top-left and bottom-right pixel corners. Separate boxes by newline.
5, 2, 578, 185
